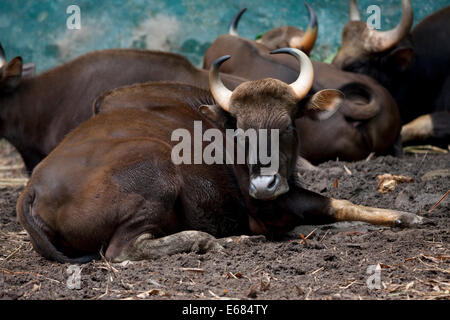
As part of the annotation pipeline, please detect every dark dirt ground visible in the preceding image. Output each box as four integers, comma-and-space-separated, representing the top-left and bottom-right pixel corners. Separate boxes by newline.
0, 138, 449, 300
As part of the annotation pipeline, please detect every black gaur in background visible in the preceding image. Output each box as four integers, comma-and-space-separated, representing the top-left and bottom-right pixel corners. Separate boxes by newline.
204, 13, 402, 163
333, 0, 450, 146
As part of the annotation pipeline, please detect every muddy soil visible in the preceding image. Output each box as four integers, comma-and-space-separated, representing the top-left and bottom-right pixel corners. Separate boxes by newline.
0, 139, 449, 300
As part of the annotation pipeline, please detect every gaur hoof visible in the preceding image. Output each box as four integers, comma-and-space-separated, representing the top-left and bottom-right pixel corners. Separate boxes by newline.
192, 235, 225, 254
219, 235, 267, 245
394, 212, 424, 228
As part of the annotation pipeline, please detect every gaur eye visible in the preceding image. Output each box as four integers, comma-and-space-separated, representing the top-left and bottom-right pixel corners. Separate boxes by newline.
286, 125, 295, 132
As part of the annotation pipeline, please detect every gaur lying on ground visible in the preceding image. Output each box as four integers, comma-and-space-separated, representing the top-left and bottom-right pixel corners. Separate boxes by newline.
333, 0, 450, 146
17, 49, 422, 263
204, 23, 402, 163
229, 4, 318, 55
0, 46, 245, 172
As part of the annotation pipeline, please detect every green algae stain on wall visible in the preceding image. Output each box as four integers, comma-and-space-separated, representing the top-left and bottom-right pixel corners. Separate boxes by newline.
0, 0, 448, 72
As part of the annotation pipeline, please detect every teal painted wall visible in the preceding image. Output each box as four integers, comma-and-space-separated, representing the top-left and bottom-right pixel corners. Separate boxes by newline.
0, 0, 448, 72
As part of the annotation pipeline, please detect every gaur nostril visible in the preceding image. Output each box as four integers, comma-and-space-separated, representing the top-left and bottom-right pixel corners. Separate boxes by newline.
267, 175, 278, 191
250, 175, 279, 195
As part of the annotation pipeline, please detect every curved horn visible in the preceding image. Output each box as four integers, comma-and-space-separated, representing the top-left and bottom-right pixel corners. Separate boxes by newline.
349, 0, 361, 21
228, 8, 247, 36
209, 55, 233, 112
365, 0, 413, 52
0, 43, 6, 69
271, 48, 314, 101
290, 3, 318, 54
337, 82, 382, 120
339, 98, 380, 120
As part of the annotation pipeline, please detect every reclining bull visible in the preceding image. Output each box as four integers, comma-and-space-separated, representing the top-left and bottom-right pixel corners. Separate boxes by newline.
17, 49, 422, 264
229, 4, 318, 55
204, 18, 402, 163
0, 46, 245, 172
333, 0, 450, 145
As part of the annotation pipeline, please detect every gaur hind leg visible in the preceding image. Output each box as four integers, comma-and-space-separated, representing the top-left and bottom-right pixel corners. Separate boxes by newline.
110, 230, 225, 263
103, 153, 226, 262
110, 228, 267, 262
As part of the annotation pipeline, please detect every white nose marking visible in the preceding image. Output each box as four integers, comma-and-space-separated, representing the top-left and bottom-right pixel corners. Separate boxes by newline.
250, 175, 277, 192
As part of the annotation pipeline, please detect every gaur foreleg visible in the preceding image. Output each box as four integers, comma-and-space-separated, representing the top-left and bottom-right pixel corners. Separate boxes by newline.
281, 186, 423, 227
401, 112, 450, 144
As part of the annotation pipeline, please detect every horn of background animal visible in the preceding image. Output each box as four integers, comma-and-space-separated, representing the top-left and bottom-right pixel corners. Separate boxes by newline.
228, 8, 247, 36
271, 48, 314, 101
365, 0, 413, 52
349, 0, 361, 21
339, 96, 381, 121
209, 55, 233, 112
0, 43, 6, 69
290, 3, 318, 54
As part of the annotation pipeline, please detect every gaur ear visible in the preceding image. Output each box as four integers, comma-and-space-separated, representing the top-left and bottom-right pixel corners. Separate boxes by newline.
199, 104, 225, 121
199, 104, 235, 128
22, 62, 36, 79
1, 57, 23, 91
388, 47, 414, 72
303, 89, 344, 121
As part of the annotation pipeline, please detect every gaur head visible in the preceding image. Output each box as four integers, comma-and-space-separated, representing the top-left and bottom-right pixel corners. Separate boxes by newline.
332, 0, 414, 83
0, 44, 24, 94
208, 48, 342, 200
0, 44, 35, 136
229, 3, 318, 55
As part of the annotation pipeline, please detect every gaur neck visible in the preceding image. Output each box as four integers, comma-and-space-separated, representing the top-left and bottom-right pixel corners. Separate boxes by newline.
382, 36, 445, 123
1, 75, 67, 171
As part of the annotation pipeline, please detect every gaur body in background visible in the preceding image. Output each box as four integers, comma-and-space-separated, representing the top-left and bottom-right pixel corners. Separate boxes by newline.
333, 0, 450, 145
0, 47, 245, 172
229, 4, 318, 55
204, 30, 401, 163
